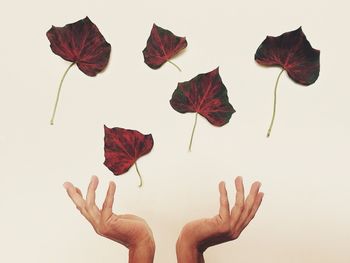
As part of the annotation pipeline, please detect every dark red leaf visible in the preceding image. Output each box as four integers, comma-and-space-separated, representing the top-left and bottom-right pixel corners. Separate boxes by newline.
104, 126, 154, 187
255, 27, 320, 85
254, 27, 320, 137
142, 24, 187, 71
47, 17, 111, 125
170, 68, 235, 150
47, 16, 111, 77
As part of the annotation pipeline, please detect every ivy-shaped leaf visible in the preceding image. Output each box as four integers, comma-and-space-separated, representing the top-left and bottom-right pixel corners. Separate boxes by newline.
47, 17, 111, 125
104, 126, 154, 187
255, 27, 320, 137
142, 24, 187, 71
170, 68, 235, 151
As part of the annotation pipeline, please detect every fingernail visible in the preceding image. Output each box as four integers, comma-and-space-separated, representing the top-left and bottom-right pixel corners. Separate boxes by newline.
63, 182, 69, 189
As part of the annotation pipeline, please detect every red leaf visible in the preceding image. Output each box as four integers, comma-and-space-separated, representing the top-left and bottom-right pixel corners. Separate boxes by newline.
255, 27, 320, 85
170, 68, 235, 151
47, 16, 111, 77
142, 24, 187, 71
104, 126, 154, 187
47, 17, 111, 125
254, 27, 320, 137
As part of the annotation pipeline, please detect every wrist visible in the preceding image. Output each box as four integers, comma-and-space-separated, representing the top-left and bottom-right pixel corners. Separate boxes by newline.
129, 239, 155, 263
176, 233, 204, 263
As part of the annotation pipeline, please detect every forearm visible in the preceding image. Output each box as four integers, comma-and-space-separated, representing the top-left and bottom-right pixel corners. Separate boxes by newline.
176, 249, 204, 263
176, 238, 204, 263
128, 242, 155, 263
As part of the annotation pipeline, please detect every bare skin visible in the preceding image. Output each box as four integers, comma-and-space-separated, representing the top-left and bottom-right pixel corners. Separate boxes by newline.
63, 176, 155, 263
63, 176, 263, 263
176, 176, 264, 263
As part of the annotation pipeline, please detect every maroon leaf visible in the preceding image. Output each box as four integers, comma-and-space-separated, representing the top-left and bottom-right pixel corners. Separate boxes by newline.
255, 27, 320, 85
47, 17, 111, 125
142, 24, 187, 71
104, 126, 154, 187
254, 27, 320, 137
170, 68, 235, 151
47, 16, 111, 76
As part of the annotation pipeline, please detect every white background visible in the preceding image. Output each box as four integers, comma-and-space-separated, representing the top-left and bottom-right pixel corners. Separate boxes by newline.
0, 0, 349, 262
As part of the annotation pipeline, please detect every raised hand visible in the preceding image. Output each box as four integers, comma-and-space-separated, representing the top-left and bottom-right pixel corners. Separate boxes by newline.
176, 177, 263, 263
63, 176, 155, 263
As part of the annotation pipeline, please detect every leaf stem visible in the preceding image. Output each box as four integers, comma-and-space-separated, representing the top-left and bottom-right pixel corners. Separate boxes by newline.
189, 113, 198, 152
167, 60, 182, 72
135, 161, 143, 187
267, 69, 284, 137
50, 62, 75, 125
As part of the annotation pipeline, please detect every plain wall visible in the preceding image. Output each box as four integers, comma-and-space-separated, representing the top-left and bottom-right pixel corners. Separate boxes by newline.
0, 0, 349, 262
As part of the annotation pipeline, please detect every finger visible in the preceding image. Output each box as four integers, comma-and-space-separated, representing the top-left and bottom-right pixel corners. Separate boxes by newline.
102, 181, 116, 221
231, 176, 245, 224
86, 176, 99, 208
75, 187, 83, 197
63, 182, 86, 214
242, 192, 264, 229
218, 181, 230, 220
235, 181, 261, 231
86, 176, 103, 225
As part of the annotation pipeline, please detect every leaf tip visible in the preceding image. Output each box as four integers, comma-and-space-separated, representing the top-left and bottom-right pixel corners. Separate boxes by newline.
209, 67, 220, 76
83, 16, 92, 24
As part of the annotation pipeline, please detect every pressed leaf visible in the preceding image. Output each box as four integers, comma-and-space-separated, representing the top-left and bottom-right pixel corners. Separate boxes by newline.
142, 24, 187, 71
47, 16, 111, 76
47, 16, 111, 124
104, 126, 154, 187
255, 27, 319, 85
170, 68, 235, 151
254, 27, 320, 137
